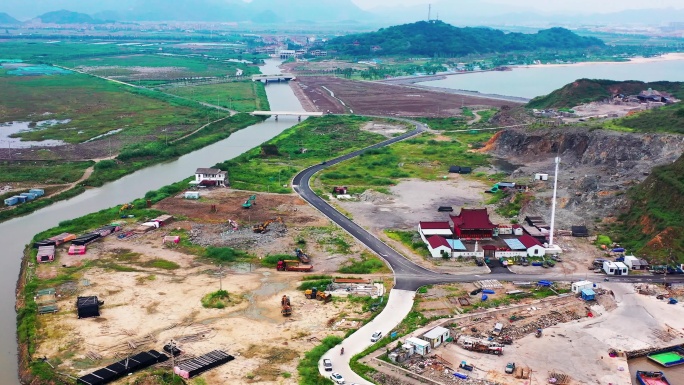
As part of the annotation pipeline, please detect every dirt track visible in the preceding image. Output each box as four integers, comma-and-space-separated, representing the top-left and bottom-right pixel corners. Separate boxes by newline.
292, 76, 517, 117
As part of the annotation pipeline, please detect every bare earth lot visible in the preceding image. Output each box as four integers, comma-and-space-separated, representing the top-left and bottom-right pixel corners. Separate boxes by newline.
292, 76, 518, 117
336, 178, 601, 274
31, 188, 377, 384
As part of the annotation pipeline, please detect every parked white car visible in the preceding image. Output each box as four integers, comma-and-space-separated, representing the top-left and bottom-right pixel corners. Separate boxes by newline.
323, 358, 333, 371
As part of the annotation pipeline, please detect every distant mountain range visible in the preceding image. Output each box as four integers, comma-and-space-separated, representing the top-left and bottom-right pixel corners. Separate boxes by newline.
0, 0, 683, 25
0, 11, 20, 24
0, 0, 371, 23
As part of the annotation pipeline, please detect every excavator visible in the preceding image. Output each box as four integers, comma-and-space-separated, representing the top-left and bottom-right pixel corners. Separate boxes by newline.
253, 217, 283, 233
119, 203, 134, 213
242, 194, 257, 209
316, 291, 333, 303
281, 295, 292, 316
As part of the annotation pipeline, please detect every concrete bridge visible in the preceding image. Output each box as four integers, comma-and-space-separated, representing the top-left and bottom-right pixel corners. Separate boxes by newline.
251, 74, 297, 83
251, 110, 324, 121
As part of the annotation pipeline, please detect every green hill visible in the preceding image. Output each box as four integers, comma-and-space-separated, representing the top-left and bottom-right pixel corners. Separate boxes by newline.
613, 154, 684, 262
612, 105, 684, 134
326, 21, 604, 57
35, 10, 97, 24
527, 79, 684, 109
0, 12, 20, 24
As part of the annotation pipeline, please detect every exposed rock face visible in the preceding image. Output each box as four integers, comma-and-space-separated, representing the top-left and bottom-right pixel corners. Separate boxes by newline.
483, 127, 684, 230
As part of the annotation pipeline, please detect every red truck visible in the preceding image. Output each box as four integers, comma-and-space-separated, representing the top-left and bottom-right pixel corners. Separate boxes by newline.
276, 260, 313, 272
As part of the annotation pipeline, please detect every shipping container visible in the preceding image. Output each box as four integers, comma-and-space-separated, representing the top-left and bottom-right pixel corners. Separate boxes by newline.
20, 192, 37, 201
29, 188, 45, 196
4, 196, 19, 206
15, 195, 27, 203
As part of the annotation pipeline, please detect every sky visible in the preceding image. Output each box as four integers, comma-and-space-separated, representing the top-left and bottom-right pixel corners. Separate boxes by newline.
352, 0, 684, 13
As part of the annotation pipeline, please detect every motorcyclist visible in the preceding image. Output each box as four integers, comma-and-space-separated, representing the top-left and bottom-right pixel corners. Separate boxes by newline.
340, 347, 344, 355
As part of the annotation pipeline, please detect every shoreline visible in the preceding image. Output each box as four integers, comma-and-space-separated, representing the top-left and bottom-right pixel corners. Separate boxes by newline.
381, 53, 684, 86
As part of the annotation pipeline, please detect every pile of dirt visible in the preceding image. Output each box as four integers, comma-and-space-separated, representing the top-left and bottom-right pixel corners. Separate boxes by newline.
189, 222, 288, 249
358, 190, 393, 204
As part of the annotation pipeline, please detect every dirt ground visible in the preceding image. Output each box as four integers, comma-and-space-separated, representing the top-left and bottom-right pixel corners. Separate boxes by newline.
32, 224, 377, 384
292, 76, 515, 117
386, 282, 684, 385
154, 188, 366, 272
335, 177, 603, 275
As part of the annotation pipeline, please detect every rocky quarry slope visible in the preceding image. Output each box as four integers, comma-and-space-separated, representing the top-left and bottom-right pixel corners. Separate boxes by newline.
482, 127, 684, 231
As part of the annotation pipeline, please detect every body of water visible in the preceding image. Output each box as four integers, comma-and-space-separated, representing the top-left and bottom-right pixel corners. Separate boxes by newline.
629, 356, 684, 385
420, 59, 684, 99
0, 59, 301, 384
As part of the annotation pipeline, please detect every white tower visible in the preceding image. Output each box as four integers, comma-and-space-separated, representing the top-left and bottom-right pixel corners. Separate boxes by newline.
549, 157, 560, 246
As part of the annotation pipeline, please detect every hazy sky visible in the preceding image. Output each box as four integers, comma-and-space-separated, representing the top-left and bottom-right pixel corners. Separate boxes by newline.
352, 0, 684, 13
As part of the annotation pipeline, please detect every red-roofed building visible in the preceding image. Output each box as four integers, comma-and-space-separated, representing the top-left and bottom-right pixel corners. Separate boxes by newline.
450, 208, 497, 240
419, 221, 453, 242
518, 235, 546, 257
426, 235, 452, 258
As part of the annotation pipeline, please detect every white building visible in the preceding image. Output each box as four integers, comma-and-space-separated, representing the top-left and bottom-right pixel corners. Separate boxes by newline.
603, 261, 629, 275
535, 173, 549, 181
426, 235, 451, 259
194, 168, 227, 187
418, 222, 453, 242
519, 235, 546, 257
571, 280, 594, 294
422, 326, 450, 348
405, 337, 431, 356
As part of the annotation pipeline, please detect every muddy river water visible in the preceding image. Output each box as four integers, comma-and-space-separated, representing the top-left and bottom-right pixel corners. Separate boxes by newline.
0, 59, 302, 384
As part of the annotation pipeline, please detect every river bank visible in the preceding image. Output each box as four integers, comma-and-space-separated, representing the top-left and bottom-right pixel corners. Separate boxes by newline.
3, 59, 304, 384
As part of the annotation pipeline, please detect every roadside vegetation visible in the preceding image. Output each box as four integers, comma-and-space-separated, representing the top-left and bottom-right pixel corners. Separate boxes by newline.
338, 251, 390, 274
314, 132, 490, 195
217, 115, 386, 193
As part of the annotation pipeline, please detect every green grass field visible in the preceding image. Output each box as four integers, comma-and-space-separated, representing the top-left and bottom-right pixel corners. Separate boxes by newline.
0, 71, 207, 143
217, 115, 386, 193
314, 133, 490, 195
165, 81, 269, 112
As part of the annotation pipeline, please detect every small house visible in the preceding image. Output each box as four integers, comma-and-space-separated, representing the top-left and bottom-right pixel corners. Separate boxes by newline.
518, 234, 546, 257
406, 337, 431, 356
37, 245, 55, 263
571, 280, 594, 294
535, 173, 549, 181
426, 235, 452, 258
512, 224, 524, 236
581, 288, 596, 301
184, 191, 200, 199
419, 221, 453, 242
194, 168, 228, 187
603, 261, 628, 275
76, 296, 101, 319
422, 326, 450, 348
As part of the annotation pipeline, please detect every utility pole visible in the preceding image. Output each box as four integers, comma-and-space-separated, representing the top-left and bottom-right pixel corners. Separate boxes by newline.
428, 4, 431, 21
549, 157, 560, 247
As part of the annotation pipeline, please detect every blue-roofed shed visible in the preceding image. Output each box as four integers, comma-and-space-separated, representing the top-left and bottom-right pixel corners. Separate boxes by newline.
446, 239, 467, 250
503, 238, 526, 250
581, 288, 595, 301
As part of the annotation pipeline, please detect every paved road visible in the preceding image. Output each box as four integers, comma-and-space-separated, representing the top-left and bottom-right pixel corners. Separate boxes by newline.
292, 117, 684, 383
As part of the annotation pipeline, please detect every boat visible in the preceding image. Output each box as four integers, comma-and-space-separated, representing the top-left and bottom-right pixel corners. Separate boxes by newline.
636, 370, 671, 385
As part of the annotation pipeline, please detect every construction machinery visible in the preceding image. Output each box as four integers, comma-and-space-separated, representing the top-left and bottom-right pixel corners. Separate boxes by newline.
461, 339, 504, 355
295, 248, 311, 264
119, 203, 134, 213
242, 194, 257, 209
276, 260, 314, 272
304, 287, 318, 299
316, 291, 332, 303
253, 217, 283, 234
281, 295, 292, 316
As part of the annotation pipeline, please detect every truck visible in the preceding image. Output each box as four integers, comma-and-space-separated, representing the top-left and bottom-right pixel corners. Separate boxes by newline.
492, 323, 503, 336
461, 339, 503, 355
276, 260, 314, 272
295, 248, 311, 264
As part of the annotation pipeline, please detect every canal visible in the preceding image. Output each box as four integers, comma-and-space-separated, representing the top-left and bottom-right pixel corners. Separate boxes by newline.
0, 59, 302, 384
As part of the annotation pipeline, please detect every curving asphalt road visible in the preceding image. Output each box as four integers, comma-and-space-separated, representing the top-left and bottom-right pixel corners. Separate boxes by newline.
292, 119, 684, 289
292, 117, 684, 384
